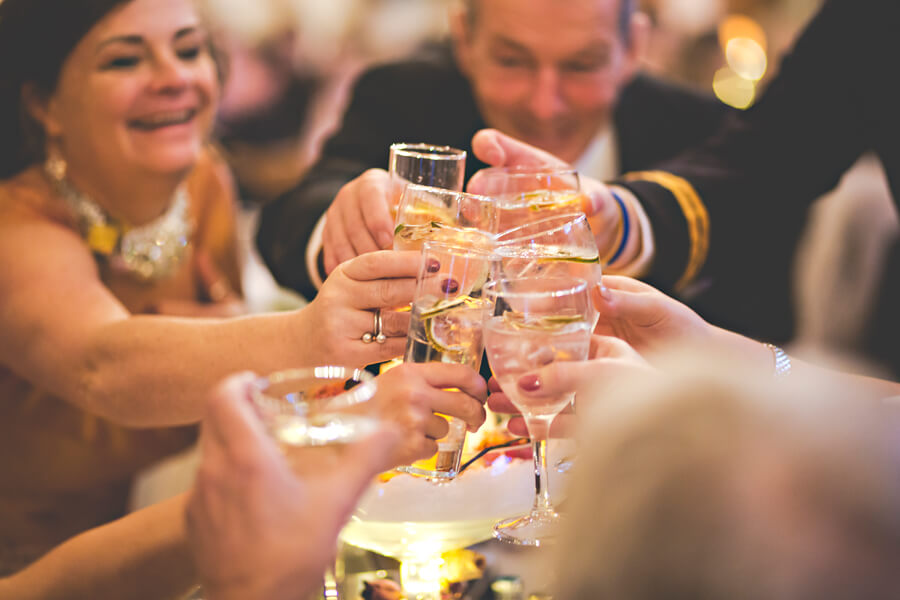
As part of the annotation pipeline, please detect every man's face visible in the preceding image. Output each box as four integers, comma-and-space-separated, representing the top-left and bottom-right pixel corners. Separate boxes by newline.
454, 0, 638, 163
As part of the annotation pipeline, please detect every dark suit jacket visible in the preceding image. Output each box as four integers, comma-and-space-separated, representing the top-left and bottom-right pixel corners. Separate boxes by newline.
617, 0, 900, 365
257, 44, 798, 342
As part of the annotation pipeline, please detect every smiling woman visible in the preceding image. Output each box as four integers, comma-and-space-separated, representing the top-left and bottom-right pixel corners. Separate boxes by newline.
0, 0, 487, 579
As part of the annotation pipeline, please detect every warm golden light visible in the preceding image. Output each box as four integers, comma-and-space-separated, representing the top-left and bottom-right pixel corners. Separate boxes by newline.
725, 37, 767, 81
718, 14, 767, 52
712, 67, 756, 109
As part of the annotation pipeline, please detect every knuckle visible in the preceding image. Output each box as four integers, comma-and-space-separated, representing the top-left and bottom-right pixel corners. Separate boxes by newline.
374, 279, 395, 306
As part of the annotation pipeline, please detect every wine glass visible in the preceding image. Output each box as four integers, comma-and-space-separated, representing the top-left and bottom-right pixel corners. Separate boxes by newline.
397, 241, 497, 480
472, 165, 584, 232
250, 366, 379, 600
393, 183, 497, 251
389, 143, 466, 216
494, 212, 602, 325
482, 277, 593, 546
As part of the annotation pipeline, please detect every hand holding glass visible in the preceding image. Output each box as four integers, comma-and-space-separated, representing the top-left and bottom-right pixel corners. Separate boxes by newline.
398, 241, 497, 479
483, 277, 593, 546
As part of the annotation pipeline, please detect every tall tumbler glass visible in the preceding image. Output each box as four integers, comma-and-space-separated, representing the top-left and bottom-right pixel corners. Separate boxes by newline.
397, 241, 497, 480
389, 143, 467, 217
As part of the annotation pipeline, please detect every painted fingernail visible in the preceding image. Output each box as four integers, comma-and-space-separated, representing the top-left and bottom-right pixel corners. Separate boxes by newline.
441, 278, 459, 294
518, 374, 541, 392
426, 258, 440, 273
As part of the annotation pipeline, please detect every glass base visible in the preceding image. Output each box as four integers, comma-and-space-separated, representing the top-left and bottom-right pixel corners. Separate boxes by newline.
393, 464, 458, 480
492, 510, 562, 547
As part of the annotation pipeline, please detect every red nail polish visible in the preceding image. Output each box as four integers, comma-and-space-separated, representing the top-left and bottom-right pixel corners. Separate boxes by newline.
518, 374, 541, 391
441, 278, 459, 294
426, 258, 440, 273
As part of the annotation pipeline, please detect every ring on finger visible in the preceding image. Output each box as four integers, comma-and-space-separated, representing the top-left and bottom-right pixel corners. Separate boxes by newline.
374, 308, 386, 344
361, 310, 378, 344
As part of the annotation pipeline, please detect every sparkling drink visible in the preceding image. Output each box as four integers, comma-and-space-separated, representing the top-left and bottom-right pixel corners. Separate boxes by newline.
250, 367, 379, 474
398, 241, 497, 480
405, 296, 490, 473
404, 298, 488, 371
496, 190, 587, 232
484, 313, 592, 421
482, 277, 592, 546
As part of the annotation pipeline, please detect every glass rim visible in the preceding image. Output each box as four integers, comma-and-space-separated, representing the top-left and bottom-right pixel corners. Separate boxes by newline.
421, 238, 498, 258
390, 143, 467, 160
482, 276, 590, 299
495, 212, 588, 245
251, 366, 377, 412
477, 164, 579, 178
401, 182, 492, 204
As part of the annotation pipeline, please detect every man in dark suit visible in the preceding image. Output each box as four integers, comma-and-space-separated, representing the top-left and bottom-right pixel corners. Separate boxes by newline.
256, 0, 793, 341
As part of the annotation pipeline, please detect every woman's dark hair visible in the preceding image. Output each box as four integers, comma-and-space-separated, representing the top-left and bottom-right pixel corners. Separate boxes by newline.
0, 0, 134, 178
0, 0, 226, 179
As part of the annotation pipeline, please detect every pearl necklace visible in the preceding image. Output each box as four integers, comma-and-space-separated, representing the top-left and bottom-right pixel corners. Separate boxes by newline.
45, 159, 193, 282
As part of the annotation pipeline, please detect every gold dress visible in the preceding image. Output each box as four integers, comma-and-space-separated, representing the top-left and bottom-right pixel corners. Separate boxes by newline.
0, 152, 241, 575
0, 371, 196, 575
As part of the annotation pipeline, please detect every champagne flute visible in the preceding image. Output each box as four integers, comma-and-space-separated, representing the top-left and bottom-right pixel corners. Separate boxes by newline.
397, 241, 497, 480
473, 165, 584, 232
483, 277, 593, 546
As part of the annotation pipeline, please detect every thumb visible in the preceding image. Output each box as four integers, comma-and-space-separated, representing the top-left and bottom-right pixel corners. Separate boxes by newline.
471, 128, 567, 168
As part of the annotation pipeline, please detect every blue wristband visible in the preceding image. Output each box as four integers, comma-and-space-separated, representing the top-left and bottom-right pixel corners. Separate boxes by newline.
607, 190, 630, 264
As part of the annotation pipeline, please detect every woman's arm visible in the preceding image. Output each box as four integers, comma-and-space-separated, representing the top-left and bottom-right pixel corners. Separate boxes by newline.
597, 275, 900, 399
0, 199, 420, 426
0, 495, 194, 600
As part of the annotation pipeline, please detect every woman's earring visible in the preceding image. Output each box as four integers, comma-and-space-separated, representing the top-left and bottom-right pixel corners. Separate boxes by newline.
45, 153, 67, 182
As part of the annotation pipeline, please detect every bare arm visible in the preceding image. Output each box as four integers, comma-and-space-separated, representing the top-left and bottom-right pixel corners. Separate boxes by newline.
0, 201, 420, 426
0, 495, 194, 600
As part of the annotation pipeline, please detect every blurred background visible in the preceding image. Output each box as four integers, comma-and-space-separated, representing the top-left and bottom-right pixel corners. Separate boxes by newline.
202, 0, 898, 382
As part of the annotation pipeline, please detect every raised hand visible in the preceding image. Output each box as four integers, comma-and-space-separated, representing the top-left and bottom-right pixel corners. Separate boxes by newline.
301, 250, 419, 367
593, 275, 714, 354
321, 169, 395, 274
468, 128, 628, 262
488, 335, 650, 438
187, 373, 400, 600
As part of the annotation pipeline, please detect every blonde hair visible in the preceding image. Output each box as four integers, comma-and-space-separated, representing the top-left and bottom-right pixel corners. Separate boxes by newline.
557, 353, 900, 600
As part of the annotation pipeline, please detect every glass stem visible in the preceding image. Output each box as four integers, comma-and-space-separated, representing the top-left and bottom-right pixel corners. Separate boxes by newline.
527, 417, 554, 516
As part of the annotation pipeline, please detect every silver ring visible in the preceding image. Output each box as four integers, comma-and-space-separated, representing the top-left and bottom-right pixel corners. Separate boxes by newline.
374, 308, 386, 344
361, 310, 377, 344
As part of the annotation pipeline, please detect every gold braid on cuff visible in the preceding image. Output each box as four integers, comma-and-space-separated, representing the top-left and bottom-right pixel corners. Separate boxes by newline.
624, 170, 709, 291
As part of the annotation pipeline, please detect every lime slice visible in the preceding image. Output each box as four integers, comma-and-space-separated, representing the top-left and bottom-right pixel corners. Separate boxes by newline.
420, 296, 467, 319
501, 310, 585, 331
537, 246, 600, 264
422, 297, 485, 355
522, 190, 581, 211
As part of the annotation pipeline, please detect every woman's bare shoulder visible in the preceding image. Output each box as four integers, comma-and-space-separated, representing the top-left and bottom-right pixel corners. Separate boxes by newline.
0, 167, 72, 226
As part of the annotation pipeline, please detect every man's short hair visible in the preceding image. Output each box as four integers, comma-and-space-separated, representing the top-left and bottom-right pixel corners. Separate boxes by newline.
461, 0, 636, 45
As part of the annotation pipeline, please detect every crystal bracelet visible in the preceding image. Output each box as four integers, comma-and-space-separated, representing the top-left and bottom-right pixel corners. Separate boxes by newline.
763, 343, 791, 378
